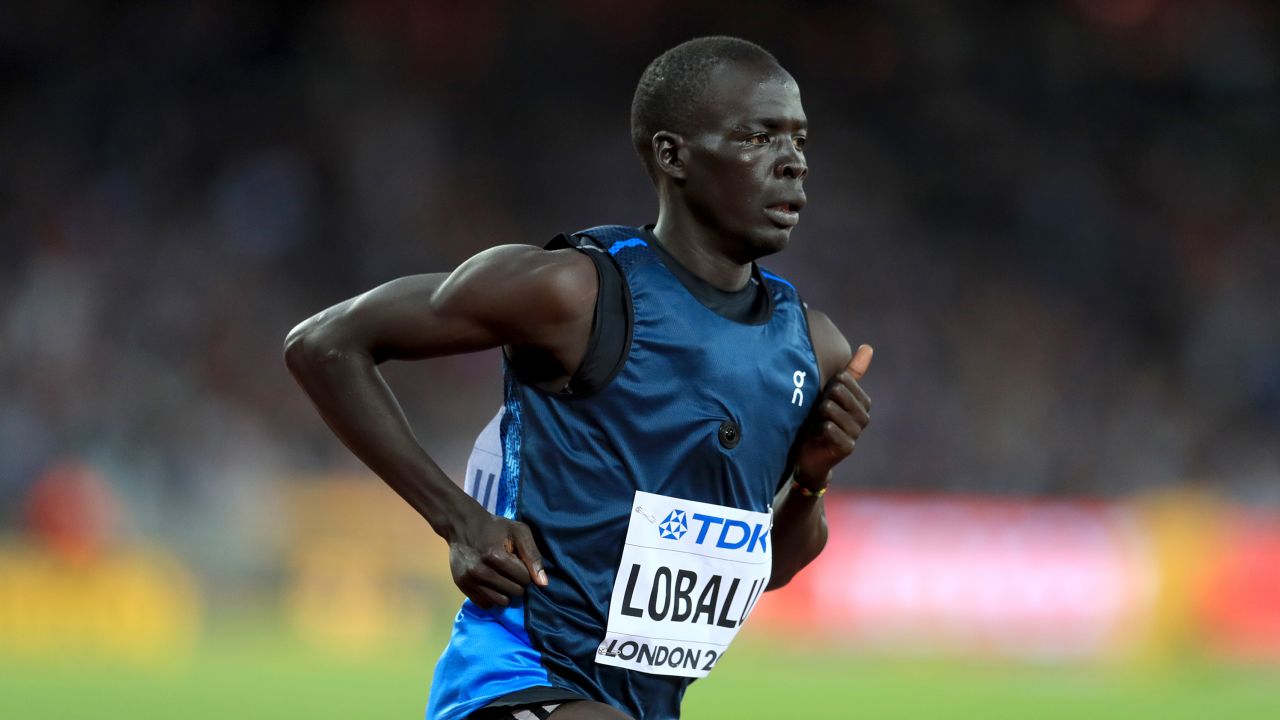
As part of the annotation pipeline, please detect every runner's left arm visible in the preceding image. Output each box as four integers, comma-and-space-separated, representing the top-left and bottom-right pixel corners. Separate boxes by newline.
767, 310, 872, 590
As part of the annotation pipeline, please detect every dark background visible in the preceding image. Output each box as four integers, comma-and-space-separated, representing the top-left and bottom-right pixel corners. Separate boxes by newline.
3, 0, 1277, 560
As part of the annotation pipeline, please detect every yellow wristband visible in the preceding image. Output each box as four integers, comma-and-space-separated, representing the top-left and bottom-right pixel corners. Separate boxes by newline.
791, 478, 828, 498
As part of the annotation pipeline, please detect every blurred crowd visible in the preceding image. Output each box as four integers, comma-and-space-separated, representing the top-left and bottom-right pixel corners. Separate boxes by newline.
2, 0, 1277, 560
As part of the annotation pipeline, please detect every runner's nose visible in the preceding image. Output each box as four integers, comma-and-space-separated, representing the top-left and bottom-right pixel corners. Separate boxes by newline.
776, 143, 807, 180
779, 160, 807, 180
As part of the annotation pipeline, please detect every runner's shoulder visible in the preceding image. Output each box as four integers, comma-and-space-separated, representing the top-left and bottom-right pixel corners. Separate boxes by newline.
803, 307, 852, 383
451, 243, 598, 325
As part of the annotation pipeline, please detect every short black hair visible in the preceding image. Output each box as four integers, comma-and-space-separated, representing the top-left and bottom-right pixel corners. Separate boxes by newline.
631, 36, 780, 180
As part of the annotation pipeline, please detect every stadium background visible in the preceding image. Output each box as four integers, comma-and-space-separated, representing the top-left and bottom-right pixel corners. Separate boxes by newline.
1, 1, 1278, 717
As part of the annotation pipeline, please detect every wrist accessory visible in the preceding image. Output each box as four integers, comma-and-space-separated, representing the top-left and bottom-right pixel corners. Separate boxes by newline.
791, 474, 829, 498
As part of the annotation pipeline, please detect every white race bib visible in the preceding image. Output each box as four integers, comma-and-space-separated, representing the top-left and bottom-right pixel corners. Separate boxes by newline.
595, 491, 772, 678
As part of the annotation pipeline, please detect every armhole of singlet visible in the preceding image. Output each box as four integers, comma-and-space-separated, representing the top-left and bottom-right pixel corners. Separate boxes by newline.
523, 233, 633, 398
759, 267, 820, 377
798, 297, 821, 377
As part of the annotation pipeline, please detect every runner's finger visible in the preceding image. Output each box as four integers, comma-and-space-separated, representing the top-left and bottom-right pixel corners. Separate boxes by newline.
469, 586, 510, 609
822, 421, 856, 457
512, 522, 548, 586
848, 344, 873, 380
819, 399, 864, 440
847, 379, 871, 413
826, 381, 863, 414
485, 547, 534, 586
471, 562, 526, 598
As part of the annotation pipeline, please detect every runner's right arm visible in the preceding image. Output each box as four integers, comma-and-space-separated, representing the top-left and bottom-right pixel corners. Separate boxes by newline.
284, 245, 598, 608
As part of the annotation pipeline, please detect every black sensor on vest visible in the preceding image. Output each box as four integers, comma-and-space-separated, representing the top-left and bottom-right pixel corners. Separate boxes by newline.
718, 420, 741, 449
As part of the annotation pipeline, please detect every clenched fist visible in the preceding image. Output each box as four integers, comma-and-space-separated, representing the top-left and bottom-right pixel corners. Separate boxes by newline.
793, 344, 873, 492
447, 506, 549, 609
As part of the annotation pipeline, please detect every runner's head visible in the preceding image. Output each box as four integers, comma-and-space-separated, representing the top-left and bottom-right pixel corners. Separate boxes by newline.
632, 37, 808, 258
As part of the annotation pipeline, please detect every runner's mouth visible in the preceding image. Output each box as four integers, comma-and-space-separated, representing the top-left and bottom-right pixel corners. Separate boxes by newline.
764, 204, 801, 227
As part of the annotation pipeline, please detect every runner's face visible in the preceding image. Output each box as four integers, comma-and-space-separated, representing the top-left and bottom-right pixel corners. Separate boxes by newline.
681, 62, 808, 259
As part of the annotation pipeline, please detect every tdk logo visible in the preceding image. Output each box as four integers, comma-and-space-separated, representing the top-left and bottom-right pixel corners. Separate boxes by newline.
660, 510, 769, 554
658, 510, 688, 540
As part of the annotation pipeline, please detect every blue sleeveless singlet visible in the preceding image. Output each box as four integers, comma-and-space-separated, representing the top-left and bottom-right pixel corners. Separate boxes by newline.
426, 226, 819, 720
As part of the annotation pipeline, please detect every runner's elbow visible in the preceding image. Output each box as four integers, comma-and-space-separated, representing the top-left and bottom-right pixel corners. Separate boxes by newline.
283, 322, 317, 376
284, 313, 352, 375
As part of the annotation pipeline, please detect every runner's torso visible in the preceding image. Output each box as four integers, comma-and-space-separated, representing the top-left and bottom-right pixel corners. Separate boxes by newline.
432, 225, 819, 720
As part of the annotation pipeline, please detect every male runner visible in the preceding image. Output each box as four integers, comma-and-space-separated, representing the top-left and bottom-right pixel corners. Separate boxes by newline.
285, 37, 873, 720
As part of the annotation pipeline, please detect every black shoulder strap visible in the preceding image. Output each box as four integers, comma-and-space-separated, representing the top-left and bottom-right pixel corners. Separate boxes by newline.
535, 232, 632, 397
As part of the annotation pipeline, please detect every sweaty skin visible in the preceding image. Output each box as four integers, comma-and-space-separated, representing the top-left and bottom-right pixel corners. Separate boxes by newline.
285, 58, 872, 719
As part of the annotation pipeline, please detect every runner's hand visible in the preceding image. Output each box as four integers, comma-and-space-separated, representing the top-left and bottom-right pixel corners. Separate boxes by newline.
794, 344, 873, 489
447, 505, 548, 609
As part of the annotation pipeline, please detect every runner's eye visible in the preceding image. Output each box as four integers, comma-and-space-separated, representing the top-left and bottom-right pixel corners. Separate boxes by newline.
746, 134, 769, 146
794, 136, 806, 150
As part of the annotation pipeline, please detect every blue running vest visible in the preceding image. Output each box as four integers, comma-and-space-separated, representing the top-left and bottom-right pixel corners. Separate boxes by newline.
426, 226, 820, 720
